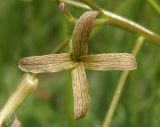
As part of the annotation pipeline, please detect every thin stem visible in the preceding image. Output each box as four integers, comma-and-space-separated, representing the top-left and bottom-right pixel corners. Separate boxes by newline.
63, 0, 160, 45
55, 0, 77, 24
148, 0, 160, 13
56, 0, 109, 26
102, 36, 145, 127
62, 0, 91, 10
62, 18, 74, 125
61, 0, 90, 10
94, 18, 109, 25
0, 74, 38, 126
81, 0, 160, 44
51, 37, 71, 54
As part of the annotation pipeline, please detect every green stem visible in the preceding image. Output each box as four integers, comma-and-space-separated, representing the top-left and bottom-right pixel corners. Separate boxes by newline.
102, 36, 145, 127
51, 37, 70, 54
62, 0, 91, 10
62, 17, 74, 126
0, 74, 38, 126
81, 0, 160, 44
62, 0, 160, 45
148, 0, 160, 13
55, 0, 77, 24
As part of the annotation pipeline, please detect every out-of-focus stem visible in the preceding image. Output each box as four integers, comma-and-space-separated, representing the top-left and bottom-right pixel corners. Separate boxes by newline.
148, 0, 160, 13
0, 74, 38, 126
61, 17, 74, 125
101, 36, 145, 127
51, 37, 70, 54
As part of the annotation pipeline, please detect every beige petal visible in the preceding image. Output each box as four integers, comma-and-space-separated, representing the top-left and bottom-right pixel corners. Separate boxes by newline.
71, 63, 89, 120
81, 53, 137, 71
19, 53, 76, 73
72, 11, 98, 59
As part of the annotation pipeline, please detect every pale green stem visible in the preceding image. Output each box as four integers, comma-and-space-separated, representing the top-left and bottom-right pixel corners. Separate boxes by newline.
0, 74, 38, 127
81, 0, 160, 44
62, 0, 160, 45
148, 0, 160, 13
61, 0, 90, 10
101, 36, 145, 127
62, 18, 74, 126
62, 0, 91, 10
51, 37, 70, 54
55, 0, 77, 24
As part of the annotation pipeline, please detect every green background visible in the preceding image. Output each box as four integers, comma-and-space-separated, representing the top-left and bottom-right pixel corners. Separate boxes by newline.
0, 0, 160, 127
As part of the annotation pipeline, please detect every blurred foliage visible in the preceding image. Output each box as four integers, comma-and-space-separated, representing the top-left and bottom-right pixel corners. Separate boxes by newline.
0, 0, 160, 127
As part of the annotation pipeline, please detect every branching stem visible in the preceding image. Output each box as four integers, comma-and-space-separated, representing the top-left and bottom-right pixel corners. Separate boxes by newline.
61, 0, 160, 45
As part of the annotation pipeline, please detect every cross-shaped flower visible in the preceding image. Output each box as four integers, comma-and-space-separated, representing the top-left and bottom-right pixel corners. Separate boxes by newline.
18, 11, 137, 120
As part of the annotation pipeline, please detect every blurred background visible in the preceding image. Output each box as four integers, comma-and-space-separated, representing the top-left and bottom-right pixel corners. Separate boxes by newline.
0, 0, 160, 127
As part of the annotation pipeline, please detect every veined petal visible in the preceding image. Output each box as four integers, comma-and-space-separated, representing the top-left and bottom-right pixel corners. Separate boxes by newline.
72, 11, 98, 59
71, 63, 89, 119
81, 53, 137, 71
18, 53, 76, 73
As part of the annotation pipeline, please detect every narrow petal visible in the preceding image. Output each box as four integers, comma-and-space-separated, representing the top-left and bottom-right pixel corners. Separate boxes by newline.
71, 63, 89, 119
19, 53, 76, 73
72, 11, 98, 59
81, 53, 137, 71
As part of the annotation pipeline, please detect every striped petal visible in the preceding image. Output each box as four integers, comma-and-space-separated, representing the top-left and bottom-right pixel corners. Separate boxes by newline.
71, 63, 89, 119
81, 53, 137, 71
72, 11, 98, 59
18, 53, 76, 73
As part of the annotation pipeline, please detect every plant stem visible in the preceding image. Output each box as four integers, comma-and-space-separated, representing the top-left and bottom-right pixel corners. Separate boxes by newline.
62, 0, 91, 10
81, 0, 160, 44
102, 36, 145, 127
61, 17, 74, 126
148, 0, 160, 13
62, 0, 160, 45
55, 0, 77, 24
51, 37, 70, 54
0, 74, 38, 127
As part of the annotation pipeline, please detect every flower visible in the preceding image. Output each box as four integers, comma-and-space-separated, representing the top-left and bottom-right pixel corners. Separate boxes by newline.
18, 11, 137, 120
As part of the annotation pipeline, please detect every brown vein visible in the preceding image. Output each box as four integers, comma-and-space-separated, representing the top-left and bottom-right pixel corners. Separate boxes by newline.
18, 53, 76, 73
71, 63, 89, 120
82, 53, 137, 71
72, 11, 98, 59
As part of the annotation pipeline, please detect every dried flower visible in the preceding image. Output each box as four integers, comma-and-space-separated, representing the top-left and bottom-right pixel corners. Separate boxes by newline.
18, 11, 137, 119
